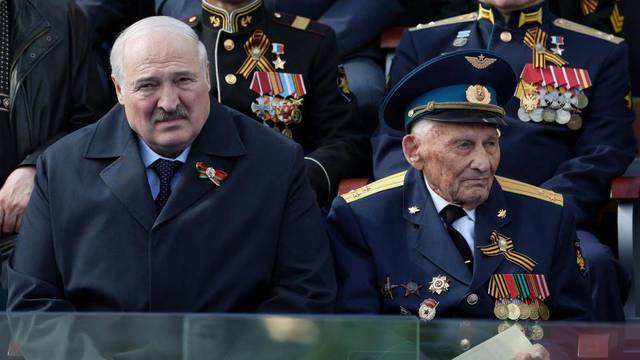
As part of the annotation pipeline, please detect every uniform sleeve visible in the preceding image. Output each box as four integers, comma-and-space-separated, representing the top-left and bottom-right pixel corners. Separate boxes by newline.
326, 197, 382, 313
548, 205, 591, 321
19, 1, 102, 167
541, 42, 636, 225
8, 154, 75, 312
257, 144, 336, 313
304, 29, 370, 205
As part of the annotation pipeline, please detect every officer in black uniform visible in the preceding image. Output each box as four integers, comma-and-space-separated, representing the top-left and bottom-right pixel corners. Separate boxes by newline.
182, 0, 370, 206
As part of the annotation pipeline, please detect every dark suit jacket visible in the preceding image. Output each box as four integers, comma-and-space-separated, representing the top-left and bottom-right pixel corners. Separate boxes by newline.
8, 101, 336, 313
328, 168, 590, 321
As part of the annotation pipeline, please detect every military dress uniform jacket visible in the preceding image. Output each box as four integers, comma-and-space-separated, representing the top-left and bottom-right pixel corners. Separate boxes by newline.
187, 1, 369, 205
328, 169, 591, 320
7, 101, 336, 313
372, 1, 635, 226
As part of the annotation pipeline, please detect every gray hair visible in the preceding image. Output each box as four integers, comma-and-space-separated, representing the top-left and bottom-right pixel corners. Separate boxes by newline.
410, 118, 439, 139
110, 16, 209, 84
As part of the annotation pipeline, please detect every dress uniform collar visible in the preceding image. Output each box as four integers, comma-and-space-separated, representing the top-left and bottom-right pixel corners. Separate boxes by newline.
202, 0, 264, 33
477, 1, 545, 29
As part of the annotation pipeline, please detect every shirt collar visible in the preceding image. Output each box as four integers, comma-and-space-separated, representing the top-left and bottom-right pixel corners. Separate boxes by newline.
477, 1, 545, 28
138, 137, 191, 168
202, 0, 264, 33
424, 175, 476, 222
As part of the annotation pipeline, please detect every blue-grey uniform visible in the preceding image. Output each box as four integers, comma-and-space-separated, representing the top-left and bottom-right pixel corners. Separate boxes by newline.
371, 1, 634, 321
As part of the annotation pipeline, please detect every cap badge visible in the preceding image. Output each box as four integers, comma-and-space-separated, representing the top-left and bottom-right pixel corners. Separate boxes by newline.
466, 85, 491, 104
465, 54, 497, 70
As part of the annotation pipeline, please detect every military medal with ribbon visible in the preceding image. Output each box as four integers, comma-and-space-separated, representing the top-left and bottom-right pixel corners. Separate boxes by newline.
515, 27, 591, 130
271, 43, 286, 70
196, 162, 228, 186
250, 71, 306, 138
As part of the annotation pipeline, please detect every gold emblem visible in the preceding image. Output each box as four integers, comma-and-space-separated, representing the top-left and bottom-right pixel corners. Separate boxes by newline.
209, 16, 221, 28
408, 206, 421, 215
465, 54, 497, 70
500, 31, 512, 42
223, 39, 235, 51
494, 303, 509, 320
507, 303, 521, 320
497, 209, 507, 219
466, 85, 491, 104
498, 238, 509, 252
273, 57, 286, 70
240, 15, 252, 27
428, 275, 450, 294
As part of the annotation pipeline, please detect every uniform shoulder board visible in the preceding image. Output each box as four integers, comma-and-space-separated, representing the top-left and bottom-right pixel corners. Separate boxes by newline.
272, 12, 330, 37
554, 18, 624, 44
495, 176, 563, 206
183, 15, 200, 29
341, 171, 407, 204
410, 12, 477, 31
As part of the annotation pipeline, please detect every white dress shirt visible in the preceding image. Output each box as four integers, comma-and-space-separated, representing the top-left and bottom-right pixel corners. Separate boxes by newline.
425, 177, 476, 253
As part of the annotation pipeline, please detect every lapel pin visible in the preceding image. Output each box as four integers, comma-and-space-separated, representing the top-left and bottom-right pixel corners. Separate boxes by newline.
381, 276, 399, 300
497, 209, 507, 219
428, 275, 450, 294
196, 161, 228, 186
408, 206, 421, 215
401, 281, 423, 298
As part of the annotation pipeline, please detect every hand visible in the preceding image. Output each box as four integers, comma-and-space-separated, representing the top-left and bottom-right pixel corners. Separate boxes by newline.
512, 344, 550, 360
0, 166, 36, 234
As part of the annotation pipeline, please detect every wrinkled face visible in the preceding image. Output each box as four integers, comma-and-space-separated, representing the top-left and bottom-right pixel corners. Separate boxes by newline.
402, 121, 500, 209
481, 0, 541, 11
112, 32, 211, 158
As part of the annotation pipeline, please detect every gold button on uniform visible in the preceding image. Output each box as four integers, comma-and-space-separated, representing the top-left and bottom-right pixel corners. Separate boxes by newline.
225, 74, 237, 85
500, 31, 512, 42
223, 39, 235, 51
466, 293, 478, 305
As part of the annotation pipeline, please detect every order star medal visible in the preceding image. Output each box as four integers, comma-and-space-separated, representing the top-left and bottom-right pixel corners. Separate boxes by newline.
428, 275, 450, 294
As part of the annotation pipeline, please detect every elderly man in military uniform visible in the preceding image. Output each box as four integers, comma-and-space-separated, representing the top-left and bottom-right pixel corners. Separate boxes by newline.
371, 0, 635, 321
173, 0, 369, 206
328, 50, 589, 358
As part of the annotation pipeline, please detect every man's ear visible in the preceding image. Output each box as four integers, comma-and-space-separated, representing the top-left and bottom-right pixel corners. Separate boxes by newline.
402, 134, 423, 170
111, 75, 125, 105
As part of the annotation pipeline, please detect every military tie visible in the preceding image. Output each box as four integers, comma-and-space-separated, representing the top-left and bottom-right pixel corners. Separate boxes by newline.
150, 159, 182, 212
440, 204, 474, 273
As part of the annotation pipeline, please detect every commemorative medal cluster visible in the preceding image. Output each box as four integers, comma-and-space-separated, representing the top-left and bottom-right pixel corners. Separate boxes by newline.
515, 27, 591, 130
381, 275, 451, 321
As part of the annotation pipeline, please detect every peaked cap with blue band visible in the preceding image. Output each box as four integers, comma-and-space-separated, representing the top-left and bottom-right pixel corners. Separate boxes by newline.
381, 49, 518, 132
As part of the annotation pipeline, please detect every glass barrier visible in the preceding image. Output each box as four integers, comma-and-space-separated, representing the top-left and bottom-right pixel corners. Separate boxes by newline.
1, 314, 640, 359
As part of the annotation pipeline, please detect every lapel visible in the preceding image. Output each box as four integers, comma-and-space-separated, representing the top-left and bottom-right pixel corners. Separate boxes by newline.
469, 179, 511, 291
86, 106, 157, 232
153, 103, 247, 228
405, 169, 472, 285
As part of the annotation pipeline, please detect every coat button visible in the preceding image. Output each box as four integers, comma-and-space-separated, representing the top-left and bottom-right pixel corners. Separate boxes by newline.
459, 338, 471, 351
274, 12, 282, 18
500, 31, 512, 42
223, 39, 235, 51
225, 74, 237, 85
466, 293, 478, 305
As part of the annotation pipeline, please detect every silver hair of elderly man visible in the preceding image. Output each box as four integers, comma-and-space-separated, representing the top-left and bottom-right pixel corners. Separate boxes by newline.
110, 16, 209, 84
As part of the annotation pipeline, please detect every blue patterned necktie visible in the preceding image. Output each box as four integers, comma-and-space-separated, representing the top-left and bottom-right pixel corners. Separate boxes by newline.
150, 159, 182, 212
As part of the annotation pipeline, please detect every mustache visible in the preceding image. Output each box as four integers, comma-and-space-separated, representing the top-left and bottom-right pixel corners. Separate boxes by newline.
152, 105, 190, 123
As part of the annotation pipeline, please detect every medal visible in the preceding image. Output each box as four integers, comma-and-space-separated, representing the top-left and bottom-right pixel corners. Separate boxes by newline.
538, 302, 550, 320
494, 302, 509, 320
195, 162, 228, 187
575, 92, 589, 109
550, 35, 565, 56
271, 43, 286, 70
401, 281, 423, 298
428, 275, 450, 294
507, 303, 521, 320
418, 298, 439, 320
530, 108, 543, 122
529, 302, 540, 320
518, 108, 531, 122
453, 30, 470, 47
518, 302, 531, 320
281, 127, 293, 138
381, 276, 398, 300
542, 108, 556, 122
556, 109, 571, 124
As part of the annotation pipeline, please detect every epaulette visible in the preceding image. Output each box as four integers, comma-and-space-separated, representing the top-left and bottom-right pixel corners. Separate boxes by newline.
341, 171, 406, 204
183, 15, 200, 29
410, 12, 477, 32
554, 18, 624, 44
272, 12, 330, 37
495, 176, 563, 206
